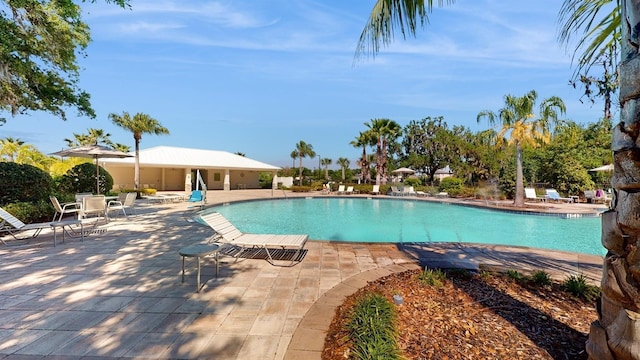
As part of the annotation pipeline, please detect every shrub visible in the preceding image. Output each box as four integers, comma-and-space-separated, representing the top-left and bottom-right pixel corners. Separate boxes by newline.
505, 270, 526, 282
439, 177, 464, 195
403, 178, 421, 187
347, 292, 400, 359
290, 185, 312, 192
0, 162, 53, 205
4, 200, 54, 223
563, 274, 600, 301
531, 270, 552, 286
418, 268, 446, 287
58, 163, 113, 194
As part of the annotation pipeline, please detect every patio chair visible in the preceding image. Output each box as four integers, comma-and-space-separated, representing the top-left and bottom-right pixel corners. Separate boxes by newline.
336, 185, 346, 195
199, 211, 308, 267
80, 195, 107, 220
545, 189, 573, 203
402, 186, 417, 196
0, 207, 52, 245
371, 185, 380, 195
389, 186, 401, 196
525, 188, 546, 202
345, 186, 354, 195
187, 190, 205, 210
50, 196, 81, 221
106, 192, 137, 220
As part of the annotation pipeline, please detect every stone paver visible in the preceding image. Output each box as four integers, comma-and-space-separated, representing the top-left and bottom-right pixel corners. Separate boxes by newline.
0, 190, 604, 359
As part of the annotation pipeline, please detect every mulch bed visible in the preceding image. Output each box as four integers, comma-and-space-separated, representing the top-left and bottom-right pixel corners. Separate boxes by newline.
323, 269, 597, 359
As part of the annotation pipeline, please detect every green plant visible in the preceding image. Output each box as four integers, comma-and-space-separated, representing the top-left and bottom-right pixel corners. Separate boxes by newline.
58, 163, 113, 194
0, 162, 53, 205
439, 177, 464, 195
505, 269, 526, 282
347, 292, 401, 360
4, 200, 54, 223
531, 270, 552, 286
290, 185, 312, 192
418, 268, 446, 287
403, 177, 421, 187
564, 274, 600, 301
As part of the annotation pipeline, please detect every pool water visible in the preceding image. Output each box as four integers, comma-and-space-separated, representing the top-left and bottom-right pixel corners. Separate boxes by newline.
205, 197, 605, 256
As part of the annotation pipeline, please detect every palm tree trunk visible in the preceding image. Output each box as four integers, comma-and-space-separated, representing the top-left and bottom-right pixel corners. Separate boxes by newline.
299, 156, 303, 186
587, 2, 640, 359
514, 142, 524, 207
134, 141, 140, 192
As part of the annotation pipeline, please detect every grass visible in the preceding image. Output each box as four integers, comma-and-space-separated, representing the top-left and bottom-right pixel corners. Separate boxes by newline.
417, 268, 447, 287
347, 292, 401, 360
564, 273, 600, 301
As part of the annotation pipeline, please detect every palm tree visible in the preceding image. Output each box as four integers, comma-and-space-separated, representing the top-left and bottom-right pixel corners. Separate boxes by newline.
477, 90, 565, 207
290, 150, 299, 169
337, 157, 350, 181
365, 118, 402, 185
64, 128, 114, 147
109, 112, 169, 192
321, 158, 332, 180
0, 137, 24, 161
351, 132, 372, 183
293, 141, 315, 185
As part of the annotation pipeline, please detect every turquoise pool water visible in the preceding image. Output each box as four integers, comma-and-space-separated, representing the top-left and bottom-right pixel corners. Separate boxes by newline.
205, 197, 605, 256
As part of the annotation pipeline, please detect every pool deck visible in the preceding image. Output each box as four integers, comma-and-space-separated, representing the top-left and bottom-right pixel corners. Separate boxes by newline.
0, 190, 606, 359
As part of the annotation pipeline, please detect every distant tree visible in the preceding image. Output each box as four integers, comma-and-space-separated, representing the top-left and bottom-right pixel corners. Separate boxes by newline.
351, 132, 372, 183
477, 90, 566, 207
290, 150, 299, 169
64, 128, 114, 147
337, 157, 350, 182
365, 118, 402, 185
0, 137, 25, 162
293, 141, 315, 185
321, 158, 332, 180
109, 112, 169, 192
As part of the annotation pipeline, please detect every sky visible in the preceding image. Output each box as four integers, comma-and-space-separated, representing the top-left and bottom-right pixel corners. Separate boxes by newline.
2, 0, 612, 169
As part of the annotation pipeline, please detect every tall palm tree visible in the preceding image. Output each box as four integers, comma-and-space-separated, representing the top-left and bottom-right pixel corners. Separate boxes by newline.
109, 112, 169, 192
294, 141, 315, 185
351, 132, 372, 183
477, 90, 566, 207
64, 128, 114, 147
321, 158, 332, 180
0, 137, 24, 161
337, 157, 350, 182
365, 118, 402, 185
290, 150, 299, 169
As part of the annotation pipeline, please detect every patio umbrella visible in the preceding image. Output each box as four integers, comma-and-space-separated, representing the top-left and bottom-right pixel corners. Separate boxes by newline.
391, 167, 415, 175
589, 164, 614, 172
50, 145, 133, 194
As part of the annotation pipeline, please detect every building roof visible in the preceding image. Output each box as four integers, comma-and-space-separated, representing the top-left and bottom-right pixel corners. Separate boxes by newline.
102, 146, 280, 171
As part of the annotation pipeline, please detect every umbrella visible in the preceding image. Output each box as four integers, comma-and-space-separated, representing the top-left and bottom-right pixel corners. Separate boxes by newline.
50, 145, 133, 194
589, 164, 614, 172
391, 167, 415, 175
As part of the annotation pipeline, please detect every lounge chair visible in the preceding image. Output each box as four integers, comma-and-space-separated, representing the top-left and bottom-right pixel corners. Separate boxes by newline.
199, 212, 308, 267
106, 192, 137, 220
371, 185, 380, 195
545, 189, 573, 203
50, 196, 81, 221
0, 207, 52, 245
389, 186, 401, 196
435, 192, 449, 198
525, 188, 546, 202
345, 186, 354, 195
402, 186, 417, 196
336, 185, 346, 195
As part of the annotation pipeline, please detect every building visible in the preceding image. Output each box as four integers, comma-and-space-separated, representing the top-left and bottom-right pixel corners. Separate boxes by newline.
101, 146, 280, 191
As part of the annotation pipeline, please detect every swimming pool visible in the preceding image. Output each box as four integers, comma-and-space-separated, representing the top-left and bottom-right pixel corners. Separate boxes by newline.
205, 197, 605, 256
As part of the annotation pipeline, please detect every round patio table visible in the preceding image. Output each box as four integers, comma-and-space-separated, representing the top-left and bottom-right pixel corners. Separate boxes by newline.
179, 243, 220, 292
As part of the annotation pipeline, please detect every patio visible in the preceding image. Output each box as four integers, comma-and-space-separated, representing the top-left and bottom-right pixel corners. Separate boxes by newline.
0, 190, 604, 359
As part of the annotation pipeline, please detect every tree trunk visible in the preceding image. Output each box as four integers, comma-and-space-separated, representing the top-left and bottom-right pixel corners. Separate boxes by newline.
134, 141, 140, 192
587, 2, 640, 359
299, 156, 303, 186
513, 142, 524, 207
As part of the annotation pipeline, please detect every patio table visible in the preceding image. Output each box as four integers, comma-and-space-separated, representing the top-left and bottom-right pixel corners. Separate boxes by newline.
179, 243, 220, 292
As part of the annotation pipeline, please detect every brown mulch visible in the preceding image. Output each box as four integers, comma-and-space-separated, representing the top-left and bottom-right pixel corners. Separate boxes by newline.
322, 269, 598, 360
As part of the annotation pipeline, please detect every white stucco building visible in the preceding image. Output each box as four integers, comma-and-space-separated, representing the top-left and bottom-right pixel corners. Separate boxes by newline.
101, 146, 280, 191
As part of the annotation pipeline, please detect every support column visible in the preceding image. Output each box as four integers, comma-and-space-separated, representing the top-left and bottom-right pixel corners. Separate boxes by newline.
224, 169, 230, 191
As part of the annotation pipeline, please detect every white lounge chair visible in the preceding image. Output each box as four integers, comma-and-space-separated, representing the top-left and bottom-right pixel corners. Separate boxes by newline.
545, 189, 573, 203
402, 186, 417, 196
336, 185, 346, 195
389, 186, 401, 196
0, 207, 52, 245
345, 186, 354, 195
199, 212, 308, 267
371, 185, 380, 195
525, 188, 546, 202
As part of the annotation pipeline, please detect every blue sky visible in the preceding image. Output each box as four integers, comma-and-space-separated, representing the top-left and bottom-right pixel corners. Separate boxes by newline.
2, 0, 611, 169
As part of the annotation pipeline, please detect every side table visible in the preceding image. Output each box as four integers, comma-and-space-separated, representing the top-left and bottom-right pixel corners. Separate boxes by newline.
179, 243, 220, 292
